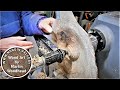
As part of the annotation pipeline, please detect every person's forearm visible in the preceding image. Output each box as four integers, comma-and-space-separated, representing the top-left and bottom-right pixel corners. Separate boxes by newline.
0, 39, 2, 51
21, 11, 47, 35
0, 37, 33, 52
0, 39, 4, 51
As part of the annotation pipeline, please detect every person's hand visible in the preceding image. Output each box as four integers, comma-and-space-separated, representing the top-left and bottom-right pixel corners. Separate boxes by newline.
38, 17, 56, 34
0, 36, 33, 52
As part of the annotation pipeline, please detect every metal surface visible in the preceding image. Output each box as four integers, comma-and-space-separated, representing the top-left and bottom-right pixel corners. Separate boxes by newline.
88, 29, 106, 52
89, 11, 119, 79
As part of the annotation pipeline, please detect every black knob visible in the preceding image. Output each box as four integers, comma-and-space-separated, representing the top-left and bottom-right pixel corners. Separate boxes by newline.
44, 49, 68, 65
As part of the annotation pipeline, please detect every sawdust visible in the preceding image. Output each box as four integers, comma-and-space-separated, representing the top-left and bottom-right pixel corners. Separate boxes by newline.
34, 72, 47, 79
31, 54, 44, 68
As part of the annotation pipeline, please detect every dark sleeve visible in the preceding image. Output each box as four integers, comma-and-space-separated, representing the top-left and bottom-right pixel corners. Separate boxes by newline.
21, 11, 47, 35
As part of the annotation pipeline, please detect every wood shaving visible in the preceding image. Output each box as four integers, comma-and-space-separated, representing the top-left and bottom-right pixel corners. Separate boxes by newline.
35, 72, 47, 79
31, 55, 44, 68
